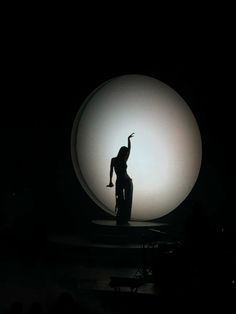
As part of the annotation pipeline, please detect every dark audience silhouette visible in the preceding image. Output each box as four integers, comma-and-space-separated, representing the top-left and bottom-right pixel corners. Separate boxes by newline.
27, 301, 42, 314
9, 302, 23, 314
50, 292, 81, 314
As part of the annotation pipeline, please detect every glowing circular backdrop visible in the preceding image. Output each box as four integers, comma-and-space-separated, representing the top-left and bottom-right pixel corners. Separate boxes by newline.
71, 75, 202, 220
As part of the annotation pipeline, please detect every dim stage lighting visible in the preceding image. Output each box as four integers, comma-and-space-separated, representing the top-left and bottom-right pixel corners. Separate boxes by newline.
71, 75, 202, 221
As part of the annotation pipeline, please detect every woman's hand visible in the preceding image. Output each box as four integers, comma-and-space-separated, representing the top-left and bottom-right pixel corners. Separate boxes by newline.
106, 182, 114, 188
128, 132, 134, 139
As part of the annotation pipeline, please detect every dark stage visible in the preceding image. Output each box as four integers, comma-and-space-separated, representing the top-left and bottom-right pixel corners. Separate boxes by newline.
1, 36, 235, 313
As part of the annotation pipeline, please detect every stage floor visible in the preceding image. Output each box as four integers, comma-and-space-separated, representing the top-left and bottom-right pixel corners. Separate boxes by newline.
91, 220, 167, 228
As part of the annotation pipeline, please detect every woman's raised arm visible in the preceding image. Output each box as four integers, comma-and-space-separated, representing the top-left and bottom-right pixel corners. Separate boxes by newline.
126, 133, 134, 160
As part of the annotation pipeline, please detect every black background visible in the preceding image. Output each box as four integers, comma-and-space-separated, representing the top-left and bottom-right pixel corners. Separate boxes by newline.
0, 28, 235, 243
0, 19, 235, 312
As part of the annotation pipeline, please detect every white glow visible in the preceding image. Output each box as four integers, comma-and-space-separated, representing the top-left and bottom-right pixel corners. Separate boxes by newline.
71, 75, 202, 220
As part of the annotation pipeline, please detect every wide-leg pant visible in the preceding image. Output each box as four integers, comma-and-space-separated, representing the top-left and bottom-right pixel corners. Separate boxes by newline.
115, 178, 133, 225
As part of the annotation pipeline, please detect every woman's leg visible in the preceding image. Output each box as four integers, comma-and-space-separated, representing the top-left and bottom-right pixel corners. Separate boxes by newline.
116, 182, 125, 224
125, 179, 133, 221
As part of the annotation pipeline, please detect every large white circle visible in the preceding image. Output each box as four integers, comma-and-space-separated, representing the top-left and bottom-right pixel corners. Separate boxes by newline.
71, 75, 202, 221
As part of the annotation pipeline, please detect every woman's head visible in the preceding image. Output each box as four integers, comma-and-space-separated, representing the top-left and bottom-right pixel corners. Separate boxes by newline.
117, 146, 128, 159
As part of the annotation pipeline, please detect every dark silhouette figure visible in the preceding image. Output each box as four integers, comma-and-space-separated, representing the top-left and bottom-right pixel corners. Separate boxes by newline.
50, 292, 80, 314
9, 302, 23, 314
27, 302, 42, 314
107, 133, 134, 225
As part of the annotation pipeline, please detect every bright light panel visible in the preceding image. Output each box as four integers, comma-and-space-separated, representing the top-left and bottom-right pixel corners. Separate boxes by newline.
71, 75, 202, 220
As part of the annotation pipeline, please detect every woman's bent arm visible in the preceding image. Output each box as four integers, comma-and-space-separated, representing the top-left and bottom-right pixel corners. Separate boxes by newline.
107, 158, 114, 187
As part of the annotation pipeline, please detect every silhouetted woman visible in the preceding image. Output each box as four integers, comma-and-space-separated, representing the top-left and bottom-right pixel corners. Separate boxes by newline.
107, 133, 134, 225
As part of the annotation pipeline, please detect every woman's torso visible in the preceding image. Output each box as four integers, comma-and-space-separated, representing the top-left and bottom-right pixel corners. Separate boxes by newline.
113, 158, 131, 181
